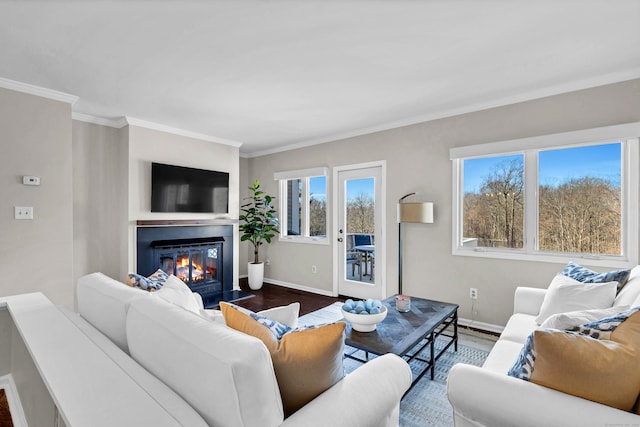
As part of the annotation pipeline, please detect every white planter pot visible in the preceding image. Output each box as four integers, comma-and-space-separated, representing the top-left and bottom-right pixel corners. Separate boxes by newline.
247, 262, 264, 290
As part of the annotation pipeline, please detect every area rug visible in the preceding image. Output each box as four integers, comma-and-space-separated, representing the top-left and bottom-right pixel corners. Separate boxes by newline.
300, 302, 492, 427
298, 301, 344, 326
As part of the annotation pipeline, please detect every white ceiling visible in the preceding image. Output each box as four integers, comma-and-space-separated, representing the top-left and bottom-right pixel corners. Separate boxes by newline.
1, 1, 639, 156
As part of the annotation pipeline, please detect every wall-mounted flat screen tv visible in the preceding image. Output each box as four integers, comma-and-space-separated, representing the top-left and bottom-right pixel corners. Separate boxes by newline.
151, 162, 229, 213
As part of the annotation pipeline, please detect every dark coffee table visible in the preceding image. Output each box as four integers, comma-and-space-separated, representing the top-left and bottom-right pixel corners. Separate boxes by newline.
344, 295, 458, 390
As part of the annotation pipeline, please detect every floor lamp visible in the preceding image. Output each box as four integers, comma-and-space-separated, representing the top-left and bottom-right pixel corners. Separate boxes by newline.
398, 193, 434, 295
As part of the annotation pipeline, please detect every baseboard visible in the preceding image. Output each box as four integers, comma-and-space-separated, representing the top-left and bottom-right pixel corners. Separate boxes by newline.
458, 317, 504, 335
262, 277, 337, 297
0, 374, 27, 427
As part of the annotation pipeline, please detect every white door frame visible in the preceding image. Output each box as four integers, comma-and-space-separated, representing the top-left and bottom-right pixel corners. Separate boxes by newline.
332, 160, 386, 298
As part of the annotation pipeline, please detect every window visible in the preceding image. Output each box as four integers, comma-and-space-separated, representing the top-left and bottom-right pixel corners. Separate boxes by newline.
274, 167, 328, 243
451, 123, 640, 267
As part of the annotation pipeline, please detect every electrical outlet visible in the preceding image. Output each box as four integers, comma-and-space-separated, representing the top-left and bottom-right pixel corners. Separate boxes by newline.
265, 259, 271, 266
470, 288, 478, 299
15, 206, 34, 220
311, 265, 317, 273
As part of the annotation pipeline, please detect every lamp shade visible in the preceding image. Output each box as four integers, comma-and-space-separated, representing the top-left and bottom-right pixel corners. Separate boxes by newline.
398, 202, 434, 223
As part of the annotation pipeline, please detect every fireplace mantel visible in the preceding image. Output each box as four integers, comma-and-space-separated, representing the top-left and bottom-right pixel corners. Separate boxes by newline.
137, 219, 238, 227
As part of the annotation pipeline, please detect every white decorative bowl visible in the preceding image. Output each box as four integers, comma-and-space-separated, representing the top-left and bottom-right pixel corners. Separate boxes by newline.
341, 305, 388, 332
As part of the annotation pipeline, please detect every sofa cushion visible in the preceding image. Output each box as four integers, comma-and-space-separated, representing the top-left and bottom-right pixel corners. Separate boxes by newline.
127, 296, 284, 427
509, 308, 640, 412
155, 274, 200, 313
499, 313, 538, 345
540, 305, 630, 330
220, 302, 346, 416
614, 265, 640, 307
77, 272, 149, 353
482, 339, 526, 374
535, 274, 617, 325
562, 261, 631, 292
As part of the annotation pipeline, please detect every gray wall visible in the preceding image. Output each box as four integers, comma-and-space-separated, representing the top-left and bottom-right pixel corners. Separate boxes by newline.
0, 309, 10, 376
0, 88, 74, 308
72, 121, 129, 287
239, 156, 250, 276
244, 78, 640, 328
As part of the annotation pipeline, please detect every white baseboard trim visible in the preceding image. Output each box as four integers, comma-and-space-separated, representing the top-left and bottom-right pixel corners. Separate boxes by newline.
0, 374, 27, 427
458, 317, 504, 335
262, 277, 337, 298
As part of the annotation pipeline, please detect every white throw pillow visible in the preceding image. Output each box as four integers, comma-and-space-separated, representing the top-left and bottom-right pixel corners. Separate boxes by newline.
257, 302, 300, 328
540, 305, 630, 330
535, 274, 617, 325
201, 302, 300, 327
156, 275, 201, 313
614, 265, 640, 307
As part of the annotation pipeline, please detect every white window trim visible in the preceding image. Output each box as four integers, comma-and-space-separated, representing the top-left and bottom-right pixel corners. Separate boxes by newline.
451, 123, 640, 269
274, 167, 329, 245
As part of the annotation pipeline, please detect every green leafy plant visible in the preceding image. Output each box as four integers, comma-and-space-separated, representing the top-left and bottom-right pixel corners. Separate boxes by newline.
239, 179, 280, 264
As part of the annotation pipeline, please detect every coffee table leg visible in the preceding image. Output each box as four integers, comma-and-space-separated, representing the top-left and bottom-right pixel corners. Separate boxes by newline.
429, 332, 435, 380
454, 310, 458, 352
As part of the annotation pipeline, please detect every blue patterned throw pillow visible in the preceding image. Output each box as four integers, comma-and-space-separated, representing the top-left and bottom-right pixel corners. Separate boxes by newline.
507, 330, 538, 381
562, 261, 630, 293
126, 269, 169, 291
224, 302, 293, 339
567, 306, 640, 339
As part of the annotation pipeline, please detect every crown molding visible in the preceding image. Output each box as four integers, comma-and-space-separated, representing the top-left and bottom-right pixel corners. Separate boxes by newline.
241, 68, 640, 158
125, 117, 243, 148
72, 112, 127, 128
0, 77, 78, 104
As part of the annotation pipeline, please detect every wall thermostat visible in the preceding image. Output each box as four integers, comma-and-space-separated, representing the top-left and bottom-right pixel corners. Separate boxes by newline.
23, 176, 41, 186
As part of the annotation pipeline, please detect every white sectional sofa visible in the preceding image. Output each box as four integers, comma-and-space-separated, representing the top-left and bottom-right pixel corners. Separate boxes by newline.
69, 272, 411, 427
447, 267, 640, 427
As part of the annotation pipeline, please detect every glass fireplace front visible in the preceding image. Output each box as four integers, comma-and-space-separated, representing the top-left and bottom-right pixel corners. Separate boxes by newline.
151, 237, 224, 297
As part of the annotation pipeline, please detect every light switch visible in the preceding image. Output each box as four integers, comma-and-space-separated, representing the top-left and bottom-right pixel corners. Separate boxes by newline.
14, 206, 34, 220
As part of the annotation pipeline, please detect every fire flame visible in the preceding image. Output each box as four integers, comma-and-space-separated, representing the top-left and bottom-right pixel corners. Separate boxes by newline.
176, 257, 204, 282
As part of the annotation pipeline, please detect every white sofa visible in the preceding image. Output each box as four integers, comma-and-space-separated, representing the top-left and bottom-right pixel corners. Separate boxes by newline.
70, 272, 411, 427
447, 267, 640, 427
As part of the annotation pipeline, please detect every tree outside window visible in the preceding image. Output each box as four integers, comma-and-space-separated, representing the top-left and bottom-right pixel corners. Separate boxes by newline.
461, 143, 622, 257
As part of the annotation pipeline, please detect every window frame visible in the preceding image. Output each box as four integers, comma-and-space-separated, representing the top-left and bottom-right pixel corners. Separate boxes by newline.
450, 123, 640, 268
274, 167, 329, 245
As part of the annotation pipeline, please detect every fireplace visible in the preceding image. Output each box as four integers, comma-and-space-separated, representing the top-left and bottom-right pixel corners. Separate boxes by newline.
136, 224, 236, 307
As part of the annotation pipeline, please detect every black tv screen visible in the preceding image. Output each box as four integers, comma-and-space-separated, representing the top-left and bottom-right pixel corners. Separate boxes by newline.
151, 162, 229, 213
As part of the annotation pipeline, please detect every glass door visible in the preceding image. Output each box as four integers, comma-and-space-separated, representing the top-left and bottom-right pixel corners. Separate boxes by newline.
336, 164, 384, 300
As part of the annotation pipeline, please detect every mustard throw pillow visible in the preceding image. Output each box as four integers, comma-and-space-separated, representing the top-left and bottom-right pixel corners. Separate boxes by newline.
509, 308, 640, 412
220, 302, 345, 416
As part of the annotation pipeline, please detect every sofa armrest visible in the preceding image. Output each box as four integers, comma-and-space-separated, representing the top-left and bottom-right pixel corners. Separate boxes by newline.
447, 363, 639, 427
513, 286, 546, 316
280, 354, 411, 427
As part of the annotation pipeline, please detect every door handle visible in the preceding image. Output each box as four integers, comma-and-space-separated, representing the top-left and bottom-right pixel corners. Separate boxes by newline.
337, 237, 343, 242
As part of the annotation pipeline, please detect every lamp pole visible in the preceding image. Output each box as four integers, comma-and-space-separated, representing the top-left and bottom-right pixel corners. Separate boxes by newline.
398, 192, 415, 295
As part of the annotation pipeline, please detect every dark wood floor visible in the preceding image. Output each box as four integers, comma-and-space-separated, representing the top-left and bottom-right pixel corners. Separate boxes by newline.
0, 389, 13, 427
233, 278, 344, 316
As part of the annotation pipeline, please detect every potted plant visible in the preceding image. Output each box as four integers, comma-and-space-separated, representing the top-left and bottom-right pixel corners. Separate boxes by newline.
239, 179, 280, 290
